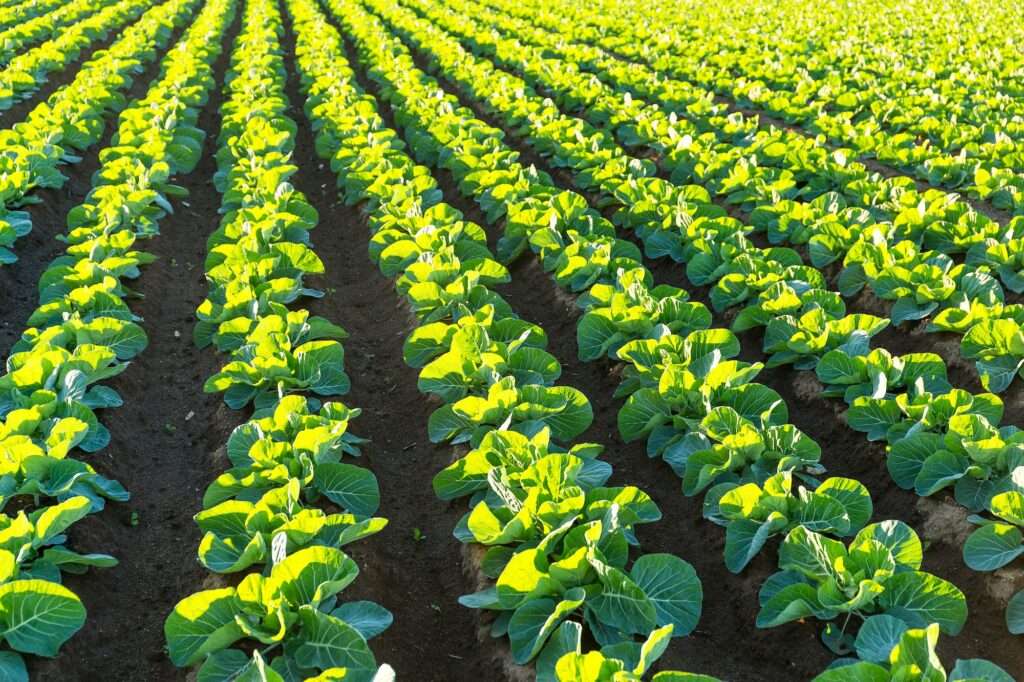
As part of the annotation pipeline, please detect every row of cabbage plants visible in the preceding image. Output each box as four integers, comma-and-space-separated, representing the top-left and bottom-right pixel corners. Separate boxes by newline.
0, 0, 155, 109
396, 0, 1024, 399
327, 0, 1020, 675
0, 0, 197, 265
0, 0, 117, 66
372, 0, 1024, 606
534, 0, 1024, 216
449, 0, 1024, 297
0, 0, 232, 676
281, 0, 730, 677
355, 0, 1024, 642
162, 0, 394, 678
0, 0, 66, 32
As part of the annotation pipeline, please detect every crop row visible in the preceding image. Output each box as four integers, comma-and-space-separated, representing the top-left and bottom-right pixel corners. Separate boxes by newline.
327, 0, 1021, 675
537, 0, 1024, 216
0, 0, 232, 675
280, 0, 737, 677
0, 0, 67, 33
0, 0, 197, 265
357, 0, 1024, 636
397, 0, 1024, 401
0, 0, 115, 66
162, 0, 394, 678
0, 0, 154, 110
454, 0, 1024, 399
379, 0, 1024, 636
1, 0, 1019, 677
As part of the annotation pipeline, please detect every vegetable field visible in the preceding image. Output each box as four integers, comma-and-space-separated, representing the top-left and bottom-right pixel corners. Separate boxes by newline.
0, 0, 1023, 678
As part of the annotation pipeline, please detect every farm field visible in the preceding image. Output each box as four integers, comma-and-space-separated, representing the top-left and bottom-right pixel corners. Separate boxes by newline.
0, 0, 1023, 678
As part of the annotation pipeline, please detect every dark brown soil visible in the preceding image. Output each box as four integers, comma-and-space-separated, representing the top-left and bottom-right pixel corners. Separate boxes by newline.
345, 11, 1024, 679
28, 10, 242, 681
0, 11, 193, 359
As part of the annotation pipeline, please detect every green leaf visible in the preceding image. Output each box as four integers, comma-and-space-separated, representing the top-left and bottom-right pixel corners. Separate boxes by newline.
296, 341, 350, 397
891, 298, 937, 325
1006, 589, 1024, 635
723, 518, 775, 573
33, 496, 92, 544
846, 399, 900, 441
577, 312, 619, 362
293, 606, 376, 676
854, 520, 922, 570
779, 526, 846, 581
817, 478, 873, 534
915, 450, 968, 496
976, 356, 1023, 394
887, 434, 942, 489
270, 546, 359, 608
589, 558, 657, 636
630, 554, 702, 635
877, 571, 967, 634
0, 580, 86, 657
331, 601, 393, 641
810, 661, 890, 681
618, 390, 669, 442
508, 589, 585, 664
756, 581, 830, 628
196, 649, 251, 682
888, 624, 944, 679
236, 651, 285, 682
991, 491, 1024, 526
853, 614, 908, 663
949, 658, 1016, 682
165, 587, 244, 666
651, 673, 725, 682
0, 652, 26, 682
314, 463, 380, 517
963, 523, 1024, 571
536, 621, 582, 682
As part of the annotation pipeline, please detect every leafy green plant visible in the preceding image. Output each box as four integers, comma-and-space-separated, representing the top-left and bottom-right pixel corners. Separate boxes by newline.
203, 314, 349, 409
763, 310, 888, 370
850, 387, 1021, 511
576, 267, 710, 362
403, 304, 546, 368
427, 377, 592, 446
291, 0, 713, 669
417, 317, 560, 402
166, 546, 392, 679
963, 491, 1024, 634
551, 624, 721, 681
961, 318, 1024, 393
811, 617, 1013, 681
757, 522, 967, 652
460, 514, 701, 664
704, 473, 872, 573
